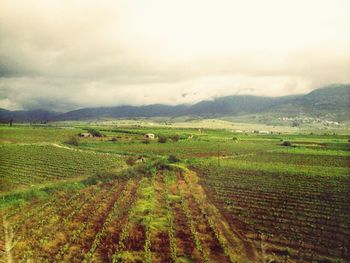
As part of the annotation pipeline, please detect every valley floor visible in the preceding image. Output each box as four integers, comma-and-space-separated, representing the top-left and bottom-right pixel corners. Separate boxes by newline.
0, 124, 349, 262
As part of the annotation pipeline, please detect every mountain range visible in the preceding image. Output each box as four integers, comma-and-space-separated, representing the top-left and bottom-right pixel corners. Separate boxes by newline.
1, 84, 349, 123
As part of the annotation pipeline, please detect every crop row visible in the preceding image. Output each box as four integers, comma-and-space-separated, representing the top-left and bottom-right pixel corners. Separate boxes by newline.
193, 159, 350, 262
0, 144, 122, 192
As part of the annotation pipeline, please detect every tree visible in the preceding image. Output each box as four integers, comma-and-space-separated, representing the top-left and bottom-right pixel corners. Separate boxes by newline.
171, 134, 180, 142
158, 135, 167, 143
66, 136, 79, 146
292, 121, 300, 127
87, 128, 103, 137
168, 155, 180, 163
126, 156, 136, 166
281, 141, 292, 147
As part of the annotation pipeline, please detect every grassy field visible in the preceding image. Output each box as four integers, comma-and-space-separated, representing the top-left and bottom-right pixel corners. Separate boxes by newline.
0, 123, 349, 262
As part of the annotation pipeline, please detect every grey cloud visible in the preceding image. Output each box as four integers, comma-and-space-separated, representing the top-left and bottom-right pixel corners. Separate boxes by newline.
0, 0, 349, 111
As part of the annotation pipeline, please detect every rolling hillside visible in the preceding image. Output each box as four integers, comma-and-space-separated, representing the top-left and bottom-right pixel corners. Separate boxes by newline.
1, 84, 349, 122
0, 109, 59, 123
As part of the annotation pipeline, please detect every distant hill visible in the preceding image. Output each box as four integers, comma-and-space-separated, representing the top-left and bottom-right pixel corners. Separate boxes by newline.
189, 94, 302, 116
261, 84, 350, 121
55, 104, 191, 121
0, 109, 59, 123
1, 84, 349, 123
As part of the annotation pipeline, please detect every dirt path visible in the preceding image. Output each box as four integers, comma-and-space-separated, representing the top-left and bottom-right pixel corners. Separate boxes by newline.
51, 143, 119, 156
181, 169, 260, 262
8, 142, 120, 157
165, 173, 202, 262
2, 218, 15, 263
149, 172, 172, 262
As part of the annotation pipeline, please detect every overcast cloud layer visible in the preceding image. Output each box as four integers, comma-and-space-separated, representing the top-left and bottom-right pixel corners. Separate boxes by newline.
0, 0, 349, 111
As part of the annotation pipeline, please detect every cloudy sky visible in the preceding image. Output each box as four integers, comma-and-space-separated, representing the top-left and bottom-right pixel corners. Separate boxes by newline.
0, 0, 349, 111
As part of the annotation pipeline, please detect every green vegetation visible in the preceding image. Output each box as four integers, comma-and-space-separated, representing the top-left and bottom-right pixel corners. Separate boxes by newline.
66, 135, 79, 146
191, 157, 350, 262
0, 143, 123, 194
281, 140, 292, 147
157, 135, 168, 143
86, 128, 104, 137
0, 123, 349, 262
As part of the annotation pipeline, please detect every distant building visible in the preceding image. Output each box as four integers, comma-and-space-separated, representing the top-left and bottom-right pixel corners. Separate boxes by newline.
258, 130, 269, 134
78, 132, 92, 138
144, 133, 155, 140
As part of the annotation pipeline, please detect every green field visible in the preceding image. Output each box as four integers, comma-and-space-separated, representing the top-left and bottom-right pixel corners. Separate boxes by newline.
0, 123, 349, 262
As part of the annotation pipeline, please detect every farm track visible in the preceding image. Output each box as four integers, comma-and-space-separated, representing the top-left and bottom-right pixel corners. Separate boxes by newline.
1, 218, 14, 263
181, 170, 259, 262
165, 173, 202, 262
149, 173, 172, 263
2, 142, 114, 156
177, 173, 229, 263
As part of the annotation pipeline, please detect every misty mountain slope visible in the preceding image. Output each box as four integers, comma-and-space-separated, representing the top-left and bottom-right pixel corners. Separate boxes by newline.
0, 109, 59, 123
54, 84, 348, 121
54, 104, 191, 120
263, 84, 350, 120
1, 84, 349, 122
189, 94, 303, 116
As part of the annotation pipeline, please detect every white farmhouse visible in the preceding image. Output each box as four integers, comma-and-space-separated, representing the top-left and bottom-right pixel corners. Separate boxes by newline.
78, 132, 92, 138
144, 133, 155, 140
258, 130, 270, 134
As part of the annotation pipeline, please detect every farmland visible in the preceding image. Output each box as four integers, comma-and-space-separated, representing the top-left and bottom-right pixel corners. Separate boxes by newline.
0, 123, 349, 262
0, 144, 123, 193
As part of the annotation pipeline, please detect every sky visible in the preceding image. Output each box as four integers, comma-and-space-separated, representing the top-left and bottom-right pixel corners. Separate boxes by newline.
0, 0, 349, 111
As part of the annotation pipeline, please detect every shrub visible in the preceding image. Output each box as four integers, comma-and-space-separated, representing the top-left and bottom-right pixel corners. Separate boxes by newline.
171, 134, 180, 142
110, 137, 118, 142
158, 135, 168, 143
87, 128, 103, 137
154, 159, 172, 171
281, 141, 292, 147
180, 134, 190, 140
122, 167, 139, 178
126, 156, 137, 166
66, 136, 79, 146
232, 137, 238, 141
292, 121, 300, 127
136, 162, 156, 176
168, 155, 180, 163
